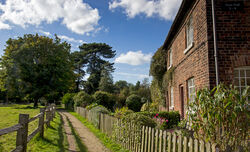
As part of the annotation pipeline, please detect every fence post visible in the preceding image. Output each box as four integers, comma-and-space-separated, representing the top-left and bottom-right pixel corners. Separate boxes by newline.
16, 114, 29, 152
46, 106, 51, 127
39, 108, 45, 138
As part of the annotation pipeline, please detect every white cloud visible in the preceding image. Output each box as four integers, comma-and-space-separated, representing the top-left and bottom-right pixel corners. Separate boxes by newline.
116, 72, 149, 79
0, 0, 100, 35
58, 35, 85, 44
39, 30, 51, 36
115, 50, 152, 65
109, 0, 182, 20
0, 21, 11, 29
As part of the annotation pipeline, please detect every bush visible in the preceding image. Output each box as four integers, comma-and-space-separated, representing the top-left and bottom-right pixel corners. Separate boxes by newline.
86, 103, 98, 110
188, 85, 249, 151
125, 94, 142, 112
122, 113, 157, 128
114, 107, 134, 119
93, 91, 115, 110
62, 93, 75, 110
73, 91, 94, 108
137, 111, 180, 129
90, 105, 110, 114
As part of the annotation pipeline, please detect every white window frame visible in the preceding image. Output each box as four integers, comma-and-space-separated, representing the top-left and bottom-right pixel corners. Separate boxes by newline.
170, 87, 174, 110
234, 66, 250, 96
187, 78, 195, 103
184, 16, 194, 54
168, 48, 172, 69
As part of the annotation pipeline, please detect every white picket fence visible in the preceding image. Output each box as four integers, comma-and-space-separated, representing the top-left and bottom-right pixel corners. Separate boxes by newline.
76, 107, 219, 152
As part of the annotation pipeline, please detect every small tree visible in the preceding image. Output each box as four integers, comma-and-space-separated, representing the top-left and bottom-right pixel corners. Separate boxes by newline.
93, 91, 115, 110
73, 91, 94, 108
126, 94, 142, 112
188, 84, 249, 151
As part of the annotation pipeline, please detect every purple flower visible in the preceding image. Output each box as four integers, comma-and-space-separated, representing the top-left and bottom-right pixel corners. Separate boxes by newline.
166, 119, 169, 123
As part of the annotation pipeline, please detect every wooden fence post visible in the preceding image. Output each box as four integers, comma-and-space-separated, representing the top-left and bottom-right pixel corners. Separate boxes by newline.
39, 108, 45, 138
46, 106, 50, 127
16, 114, 29, 152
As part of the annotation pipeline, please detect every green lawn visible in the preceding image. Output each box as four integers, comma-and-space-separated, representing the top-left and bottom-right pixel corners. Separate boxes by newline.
69, 112, 129, 152
0, 104, 68, 152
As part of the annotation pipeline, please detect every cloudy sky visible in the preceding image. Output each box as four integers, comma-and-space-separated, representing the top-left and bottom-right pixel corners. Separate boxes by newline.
0, 0, 182, 84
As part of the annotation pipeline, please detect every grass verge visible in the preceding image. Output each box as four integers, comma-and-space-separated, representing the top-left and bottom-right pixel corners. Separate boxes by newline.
69, 112, 129, 152
0, 104, 68, 152
28, 112, 69, 151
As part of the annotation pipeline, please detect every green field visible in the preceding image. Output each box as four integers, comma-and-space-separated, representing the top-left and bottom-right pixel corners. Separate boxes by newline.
0, 104, 68, 152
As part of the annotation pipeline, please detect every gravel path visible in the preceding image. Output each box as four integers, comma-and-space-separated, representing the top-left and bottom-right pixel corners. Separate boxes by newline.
59, 111, 110, 152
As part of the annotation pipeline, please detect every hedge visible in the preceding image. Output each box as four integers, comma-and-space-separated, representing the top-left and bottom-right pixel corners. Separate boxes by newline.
137, 111, 180, 129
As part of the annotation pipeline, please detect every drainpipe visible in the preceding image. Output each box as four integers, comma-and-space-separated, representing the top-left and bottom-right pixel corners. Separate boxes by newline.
211, 0, 219, 86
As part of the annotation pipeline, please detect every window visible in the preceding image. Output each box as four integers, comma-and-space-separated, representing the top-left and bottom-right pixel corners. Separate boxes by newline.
184, 16, 193, 53
234, 66, 250, 96
187, 78, 195, 103
168, 48, 172, 69
170, 87, 174, 109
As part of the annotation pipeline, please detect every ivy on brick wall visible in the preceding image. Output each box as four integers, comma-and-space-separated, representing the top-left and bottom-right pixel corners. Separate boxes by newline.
149, 46, 175, 106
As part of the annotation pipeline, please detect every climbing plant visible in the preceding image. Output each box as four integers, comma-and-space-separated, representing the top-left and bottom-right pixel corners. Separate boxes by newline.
149, 46, 175, 106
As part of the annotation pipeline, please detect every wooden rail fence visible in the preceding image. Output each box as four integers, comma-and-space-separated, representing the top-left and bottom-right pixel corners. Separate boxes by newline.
76, 107, 219, 152
0, 104, 56, 152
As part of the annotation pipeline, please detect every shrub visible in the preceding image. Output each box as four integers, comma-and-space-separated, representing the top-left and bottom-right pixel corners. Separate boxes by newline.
122, 113, 157, 128
73, 91, 94, 108
93, 91, 115, 110
137, 111, 180, 129
114, 107, 134, 119
62, 93, 75, 110
188, 84, 249, 151
125, 94, 142, 112
86, 103, 98, 110
90, 105, 110, 114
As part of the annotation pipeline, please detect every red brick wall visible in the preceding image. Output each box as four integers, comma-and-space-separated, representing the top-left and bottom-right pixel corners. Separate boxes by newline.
164, 0, 210, 117
162, 0, 250, 117
206, 0, 250, 87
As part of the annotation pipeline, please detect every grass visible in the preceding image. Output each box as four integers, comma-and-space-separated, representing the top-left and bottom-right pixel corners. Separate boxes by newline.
28, 112, 69, 151
0, 104, 41, 151
66, 117, 88, 152
0, 104, 68, 152
69, 111, 129, 152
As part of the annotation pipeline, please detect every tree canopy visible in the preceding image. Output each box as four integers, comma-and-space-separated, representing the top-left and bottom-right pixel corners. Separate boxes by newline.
79, 43, 116, 94
0, 34, 75, 107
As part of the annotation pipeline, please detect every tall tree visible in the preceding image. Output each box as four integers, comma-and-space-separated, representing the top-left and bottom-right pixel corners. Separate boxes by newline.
79, 43, 116, 94
99, 63, 114, 93
0, 34, 75, 107
71, 51, 87, 92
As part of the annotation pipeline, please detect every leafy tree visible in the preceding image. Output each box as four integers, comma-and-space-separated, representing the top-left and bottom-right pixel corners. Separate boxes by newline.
93, 91, 115, 110
0, 34, 74, 107
71, 51, 87, 92
126, 94, 142, 112
73, 91, 94, 108
114, 80, 129, 93
99, 64, 114, 93
79, 43, 116, 94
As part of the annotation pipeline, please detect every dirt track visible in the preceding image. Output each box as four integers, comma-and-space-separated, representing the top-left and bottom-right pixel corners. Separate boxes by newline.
59, 112, 110, 152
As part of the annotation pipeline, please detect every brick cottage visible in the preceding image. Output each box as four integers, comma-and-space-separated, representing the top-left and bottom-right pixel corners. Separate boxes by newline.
161, 0, 250, 117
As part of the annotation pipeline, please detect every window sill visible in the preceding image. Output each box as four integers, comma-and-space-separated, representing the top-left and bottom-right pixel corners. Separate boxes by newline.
184, 42, 194, 54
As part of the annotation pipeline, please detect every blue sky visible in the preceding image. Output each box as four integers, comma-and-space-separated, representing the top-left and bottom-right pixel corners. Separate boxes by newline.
0, 0, 182, 84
